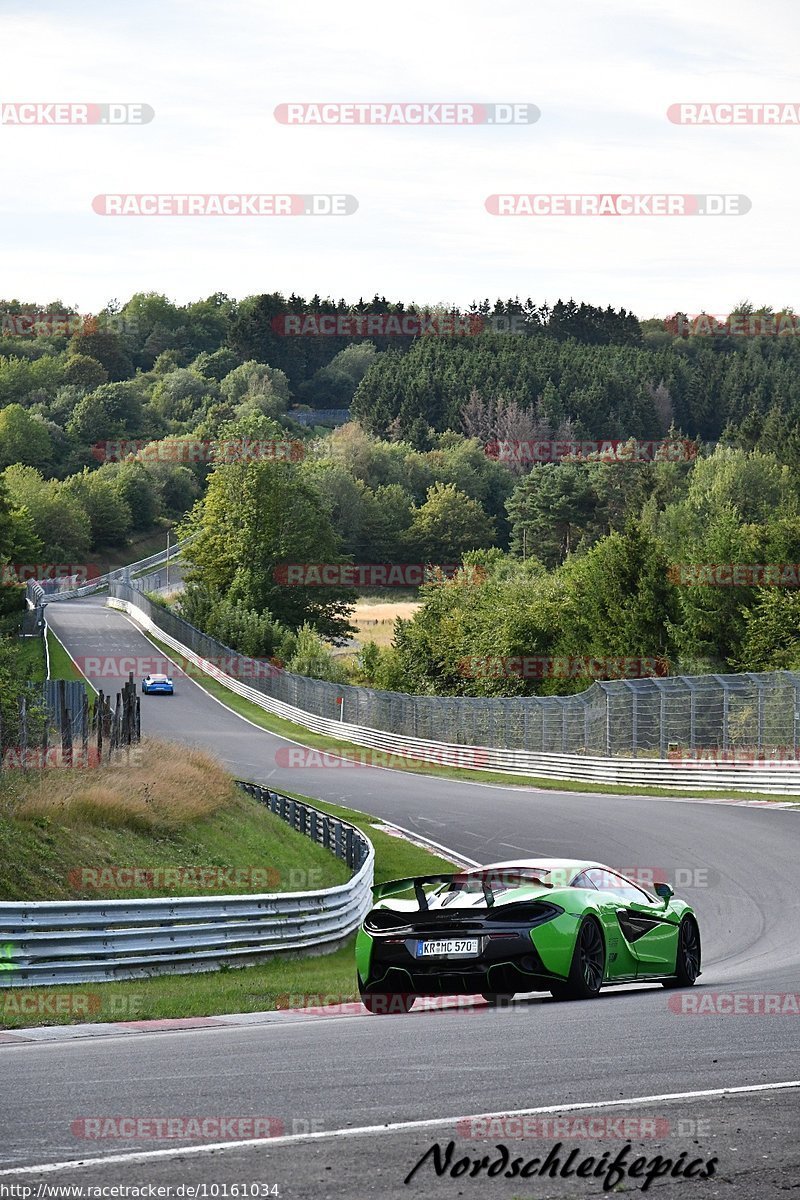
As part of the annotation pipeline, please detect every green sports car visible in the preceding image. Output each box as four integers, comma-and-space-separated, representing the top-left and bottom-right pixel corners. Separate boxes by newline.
356, 858, 701, 1013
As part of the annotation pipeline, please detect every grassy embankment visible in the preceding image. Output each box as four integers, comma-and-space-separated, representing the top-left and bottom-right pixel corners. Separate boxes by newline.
0, 739, 456, 1028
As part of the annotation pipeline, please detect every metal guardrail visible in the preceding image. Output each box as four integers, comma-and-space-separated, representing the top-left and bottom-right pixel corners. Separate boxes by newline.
25, 538, 193, 606
107, 590, 800, 794
0, 785, 374, 986
104, 588, 800, 764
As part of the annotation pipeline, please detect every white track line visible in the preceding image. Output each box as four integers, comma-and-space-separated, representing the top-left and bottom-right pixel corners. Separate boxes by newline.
1, 1080, 798, 1177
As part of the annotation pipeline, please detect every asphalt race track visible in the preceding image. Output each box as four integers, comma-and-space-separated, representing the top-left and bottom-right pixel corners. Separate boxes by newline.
1, 598, 798, 1197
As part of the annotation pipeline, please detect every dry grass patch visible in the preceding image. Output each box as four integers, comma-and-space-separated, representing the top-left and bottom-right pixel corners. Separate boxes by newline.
15, 739, 235, 834
350, 599, 421, 648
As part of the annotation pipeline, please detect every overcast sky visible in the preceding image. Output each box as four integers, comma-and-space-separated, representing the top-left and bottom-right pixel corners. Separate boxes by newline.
1, 0, 798, 318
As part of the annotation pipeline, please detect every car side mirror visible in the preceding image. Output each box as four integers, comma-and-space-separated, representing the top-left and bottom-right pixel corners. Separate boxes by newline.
654, 882, 674, 906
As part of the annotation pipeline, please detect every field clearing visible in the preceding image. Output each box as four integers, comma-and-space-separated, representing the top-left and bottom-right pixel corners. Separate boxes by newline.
349, 598, 421, 647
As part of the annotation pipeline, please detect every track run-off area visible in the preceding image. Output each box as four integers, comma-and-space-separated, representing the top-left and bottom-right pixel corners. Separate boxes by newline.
1, 597, 798, 1198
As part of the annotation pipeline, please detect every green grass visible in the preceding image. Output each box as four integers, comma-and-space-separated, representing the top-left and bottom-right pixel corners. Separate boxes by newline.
9, 632, 46, 684
138, 629, 792, 803
0, 942, 364, 1027
0, 789, 351, 902
46, 627, 95, 694
86, 524, 175, 573
0, 785, 457, 1028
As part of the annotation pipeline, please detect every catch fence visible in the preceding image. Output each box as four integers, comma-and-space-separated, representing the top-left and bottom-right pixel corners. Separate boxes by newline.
108, 584, 800, 759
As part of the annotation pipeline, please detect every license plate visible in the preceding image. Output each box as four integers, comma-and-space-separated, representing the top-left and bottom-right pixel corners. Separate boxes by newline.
415, 938, 480, 958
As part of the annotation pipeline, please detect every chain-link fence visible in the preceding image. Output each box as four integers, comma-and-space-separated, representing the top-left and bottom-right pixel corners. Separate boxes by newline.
111, 584, 800, 758
25, 537, 192, 604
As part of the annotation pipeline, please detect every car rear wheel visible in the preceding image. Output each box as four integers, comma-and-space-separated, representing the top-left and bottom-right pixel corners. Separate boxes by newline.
549, 916, 605, 1001
662, 916, 701, 988
359, 991, 415, 1015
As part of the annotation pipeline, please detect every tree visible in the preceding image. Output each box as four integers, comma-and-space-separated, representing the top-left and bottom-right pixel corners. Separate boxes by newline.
62, 468, 132, 547
404, 482, 496, 561
737, 591, 800, 671
68, 327, 133, 380
0, 476, 42, 564
2, 465, 91, 559
507, 464, 596, 567
671, 507, 762, 670
66, 381, 145, 444
220, 361, 290, 417
140, 460, 200, 516
192, 348, 240, 382
552, 521, 677, 669
0, 354, 64, 406
102, 460, 160, 529
62, 354, 109, 391
286, 624, 347, 681
181, 457, 356, 640
150, 369, 213, 423
0, 404, 52, 469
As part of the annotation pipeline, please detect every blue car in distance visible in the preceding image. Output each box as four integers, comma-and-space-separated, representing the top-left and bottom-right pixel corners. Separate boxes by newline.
141, 672, 174, 695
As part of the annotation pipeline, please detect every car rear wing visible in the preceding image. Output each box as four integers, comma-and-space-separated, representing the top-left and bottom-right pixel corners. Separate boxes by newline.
372, 868, 553, 911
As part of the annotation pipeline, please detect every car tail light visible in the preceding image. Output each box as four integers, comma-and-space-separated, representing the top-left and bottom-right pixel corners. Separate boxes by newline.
486, 901, 563, 925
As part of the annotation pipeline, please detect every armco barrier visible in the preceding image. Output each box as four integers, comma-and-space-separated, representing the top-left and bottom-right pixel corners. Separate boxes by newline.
105, 587, 800, 764
0, 785, 373, 987
108, 592, 800, 795
25, 537, 193, 606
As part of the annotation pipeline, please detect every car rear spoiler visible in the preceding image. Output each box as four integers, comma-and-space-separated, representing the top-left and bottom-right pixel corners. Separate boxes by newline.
371, 868, 553, 911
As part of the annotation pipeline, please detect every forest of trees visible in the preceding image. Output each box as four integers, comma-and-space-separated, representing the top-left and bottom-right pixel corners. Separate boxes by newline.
2, 289, 799, 697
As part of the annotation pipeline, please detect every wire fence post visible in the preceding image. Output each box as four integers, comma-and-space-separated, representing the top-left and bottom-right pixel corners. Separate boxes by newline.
19, 696, 28, 771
